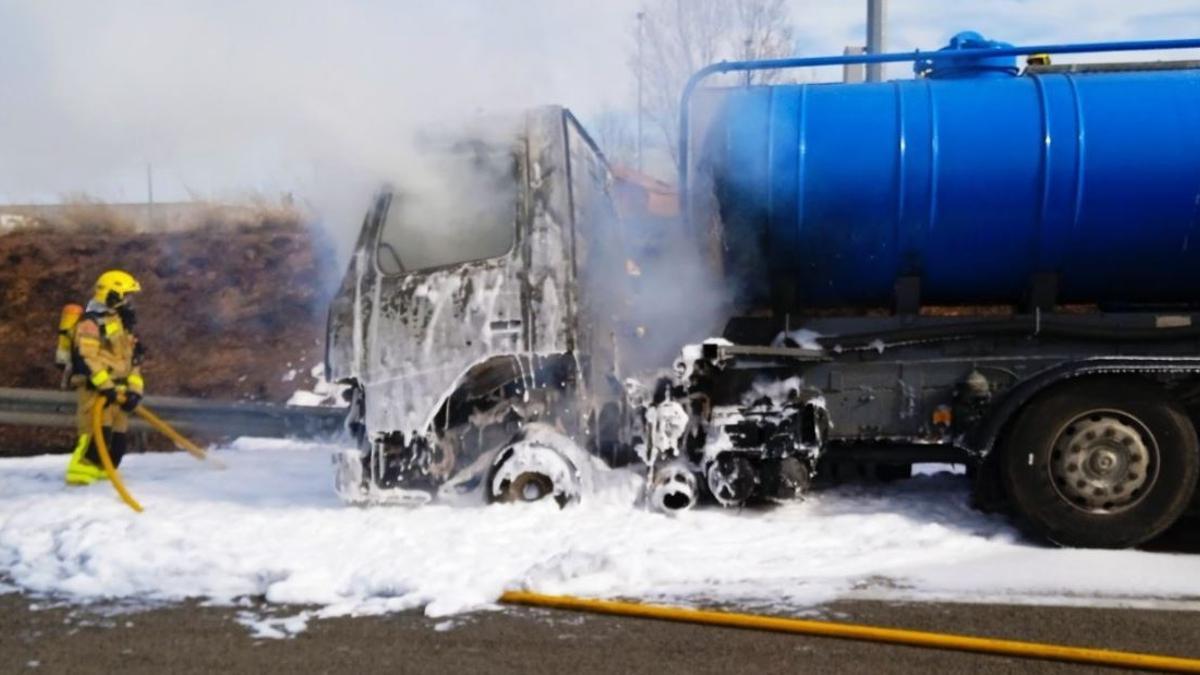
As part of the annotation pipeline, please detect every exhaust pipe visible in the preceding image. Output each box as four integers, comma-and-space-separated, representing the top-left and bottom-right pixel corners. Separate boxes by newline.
649, 463, 699, 512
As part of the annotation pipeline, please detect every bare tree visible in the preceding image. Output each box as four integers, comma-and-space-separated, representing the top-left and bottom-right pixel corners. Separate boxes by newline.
631, 0, 795, 170
591, 108, 638, 168
731, 0, 794, 85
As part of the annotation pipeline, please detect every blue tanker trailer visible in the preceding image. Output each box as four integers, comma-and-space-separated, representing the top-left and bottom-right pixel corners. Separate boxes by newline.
327, 33, 1200, 549
674, 32, 1200, 548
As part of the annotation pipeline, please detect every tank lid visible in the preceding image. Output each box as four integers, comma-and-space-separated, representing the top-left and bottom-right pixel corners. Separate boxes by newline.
915, 31, 1019, 79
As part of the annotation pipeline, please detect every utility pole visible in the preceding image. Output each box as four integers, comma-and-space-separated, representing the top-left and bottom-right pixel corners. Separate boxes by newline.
866, 0, 886, 82
636, 10, 645, 172
146, 163, 155, 229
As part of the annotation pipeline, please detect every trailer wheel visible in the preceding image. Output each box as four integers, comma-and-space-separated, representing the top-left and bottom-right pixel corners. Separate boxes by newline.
1001, 378, 1199, 548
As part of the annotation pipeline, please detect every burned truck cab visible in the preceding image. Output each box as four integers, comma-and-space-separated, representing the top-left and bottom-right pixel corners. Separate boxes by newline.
325, 106, 636, 504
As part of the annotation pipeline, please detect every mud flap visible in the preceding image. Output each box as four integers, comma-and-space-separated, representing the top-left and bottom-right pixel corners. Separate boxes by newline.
332, 448, 366, 502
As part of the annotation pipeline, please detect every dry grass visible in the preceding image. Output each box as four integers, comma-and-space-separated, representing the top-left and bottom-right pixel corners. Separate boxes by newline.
54, 196, 138, 233
0, 194, 311, 234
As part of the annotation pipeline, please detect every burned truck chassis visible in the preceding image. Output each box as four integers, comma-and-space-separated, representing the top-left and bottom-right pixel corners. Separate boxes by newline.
347, 310, 1200, 527
631, 310, 1200, 546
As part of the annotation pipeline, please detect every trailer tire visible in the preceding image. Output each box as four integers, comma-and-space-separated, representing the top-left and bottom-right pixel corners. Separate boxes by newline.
1001, 378, 1199, 548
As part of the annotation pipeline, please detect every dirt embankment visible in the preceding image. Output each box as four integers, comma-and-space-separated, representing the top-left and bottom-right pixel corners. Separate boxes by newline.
0, 208, 337, 455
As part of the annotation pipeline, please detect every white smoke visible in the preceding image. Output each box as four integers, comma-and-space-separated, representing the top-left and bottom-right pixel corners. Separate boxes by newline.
3, 0, 1198, 271
0, 1, 640, 265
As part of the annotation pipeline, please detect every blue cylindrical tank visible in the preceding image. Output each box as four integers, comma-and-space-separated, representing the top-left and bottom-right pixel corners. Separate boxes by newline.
701, 33, 1200, 308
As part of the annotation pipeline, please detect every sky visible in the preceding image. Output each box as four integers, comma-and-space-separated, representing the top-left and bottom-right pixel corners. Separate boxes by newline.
2, 0, 1200, 208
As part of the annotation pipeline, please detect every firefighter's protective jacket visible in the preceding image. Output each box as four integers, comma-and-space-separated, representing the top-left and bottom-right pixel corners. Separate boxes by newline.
72, 300, 144, 394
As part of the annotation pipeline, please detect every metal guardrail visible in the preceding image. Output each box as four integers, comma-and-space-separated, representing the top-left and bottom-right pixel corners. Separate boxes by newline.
0, 387, 347, 440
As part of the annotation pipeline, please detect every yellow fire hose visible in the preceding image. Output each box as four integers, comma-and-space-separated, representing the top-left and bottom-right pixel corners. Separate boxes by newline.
500, 591, 1200, 673
134, 405, 226, 469
89, 398, 144, 513
90, 397, 223, 513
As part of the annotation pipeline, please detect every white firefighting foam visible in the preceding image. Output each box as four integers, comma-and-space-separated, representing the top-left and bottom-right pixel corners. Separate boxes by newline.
286, 365, 350, 407
1, 441, 1198, 637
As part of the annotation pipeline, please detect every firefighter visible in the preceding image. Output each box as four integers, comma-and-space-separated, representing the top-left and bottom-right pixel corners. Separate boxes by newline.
64, 270, 145, 486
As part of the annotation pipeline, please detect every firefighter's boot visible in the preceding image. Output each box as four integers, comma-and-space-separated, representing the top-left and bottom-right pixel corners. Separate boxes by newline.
79, 428, 123, 479
65, 434, 106, 485
107, 432, 128, 468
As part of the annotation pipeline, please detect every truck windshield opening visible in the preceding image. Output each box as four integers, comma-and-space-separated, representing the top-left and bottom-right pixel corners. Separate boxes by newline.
376, 146, 518, 274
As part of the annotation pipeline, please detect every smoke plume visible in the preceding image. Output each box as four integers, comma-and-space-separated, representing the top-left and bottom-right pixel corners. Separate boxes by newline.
0, 1, 639, 268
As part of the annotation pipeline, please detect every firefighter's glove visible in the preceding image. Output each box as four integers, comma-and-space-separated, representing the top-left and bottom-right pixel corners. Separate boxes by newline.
120, 391, 142, 413
99, 388, 120, 407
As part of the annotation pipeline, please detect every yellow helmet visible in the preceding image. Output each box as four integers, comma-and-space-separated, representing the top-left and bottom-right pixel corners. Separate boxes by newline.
94, 270, 142, 307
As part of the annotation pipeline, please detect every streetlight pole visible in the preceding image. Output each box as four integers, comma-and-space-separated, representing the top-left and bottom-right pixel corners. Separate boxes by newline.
146, 163, 154, 229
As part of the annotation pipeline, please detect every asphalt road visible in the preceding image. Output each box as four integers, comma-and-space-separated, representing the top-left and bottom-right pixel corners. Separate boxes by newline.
4, 591, 1200, 675
4, 518, 1197, 674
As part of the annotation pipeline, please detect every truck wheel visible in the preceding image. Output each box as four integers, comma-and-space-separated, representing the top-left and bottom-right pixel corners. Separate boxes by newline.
486, 438, 581, 508
500, 472, 556, 503
1001, 378, 1199, 548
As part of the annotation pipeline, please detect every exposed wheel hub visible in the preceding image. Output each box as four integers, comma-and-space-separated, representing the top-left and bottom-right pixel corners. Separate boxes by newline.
513, 473, 553, 502
706, 454, 757, 507
1049, 411, 1158, 514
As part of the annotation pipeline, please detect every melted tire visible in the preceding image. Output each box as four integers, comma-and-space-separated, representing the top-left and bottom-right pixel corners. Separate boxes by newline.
1001, 378, 1199, 548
